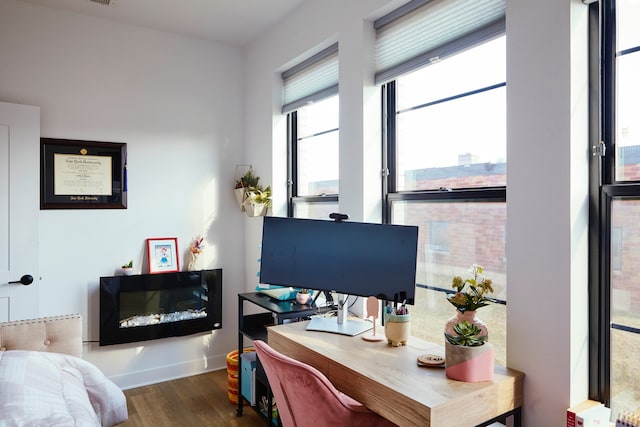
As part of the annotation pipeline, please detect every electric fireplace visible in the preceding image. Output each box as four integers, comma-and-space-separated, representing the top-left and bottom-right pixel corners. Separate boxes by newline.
99, 269, 222, 346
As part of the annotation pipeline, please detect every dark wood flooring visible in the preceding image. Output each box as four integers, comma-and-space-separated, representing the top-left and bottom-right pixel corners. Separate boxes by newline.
121, 369, 266, 427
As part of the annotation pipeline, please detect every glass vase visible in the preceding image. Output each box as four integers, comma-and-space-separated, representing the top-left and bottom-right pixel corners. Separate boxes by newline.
188, 253, 200, 271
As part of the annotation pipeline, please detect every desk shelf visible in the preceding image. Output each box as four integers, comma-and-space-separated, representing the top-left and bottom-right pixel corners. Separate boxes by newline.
239, 312, 274, 343
236, 292, 318, 426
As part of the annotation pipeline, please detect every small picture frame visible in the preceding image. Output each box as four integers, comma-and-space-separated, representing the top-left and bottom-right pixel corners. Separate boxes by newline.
146, 237, 180, 274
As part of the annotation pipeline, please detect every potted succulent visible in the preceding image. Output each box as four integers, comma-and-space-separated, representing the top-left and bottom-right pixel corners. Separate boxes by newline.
444, 320, 494, 382
121, 260, 134, 276
443, 264, 495, 382
296, 288, 310, 305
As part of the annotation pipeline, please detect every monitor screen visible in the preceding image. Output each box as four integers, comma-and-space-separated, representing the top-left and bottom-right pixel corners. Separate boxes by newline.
259, 216, 418, 304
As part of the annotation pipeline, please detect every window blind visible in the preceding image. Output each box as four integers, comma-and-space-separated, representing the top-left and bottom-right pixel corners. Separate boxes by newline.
374, 0, 505, 84
282, 43, 339, 113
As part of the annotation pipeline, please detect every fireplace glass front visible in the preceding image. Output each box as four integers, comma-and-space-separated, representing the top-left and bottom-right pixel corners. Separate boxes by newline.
99, 269, 222, 346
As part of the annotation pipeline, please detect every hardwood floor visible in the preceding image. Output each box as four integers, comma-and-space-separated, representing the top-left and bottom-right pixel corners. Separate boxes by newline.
121, 369, 267, 427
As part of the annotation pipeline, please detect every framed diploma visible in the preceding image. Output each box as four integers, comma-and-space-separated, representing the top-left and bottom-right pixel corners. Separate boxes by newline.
40, 138, 127, 209
146, 237, 180, 274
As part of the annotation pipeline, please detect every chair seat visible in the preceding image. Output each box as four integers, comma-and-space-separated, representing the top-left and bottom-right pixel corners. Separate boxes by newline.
253, 340, 396, 427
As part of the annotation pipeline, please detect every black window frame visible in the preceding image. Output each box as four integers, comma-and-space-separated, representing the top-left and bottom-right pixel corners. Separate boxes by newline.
382, 71, 507, 303
589, 0, 640, 406
286, 109, 339, 218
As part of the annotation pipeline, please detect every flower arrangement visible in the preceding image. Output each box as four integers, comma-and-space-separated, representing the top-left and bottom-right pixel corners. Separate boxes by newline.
190, 236, 204, 254
447, 264, 494, 313
188, 236, 204, 271
443, 264, 495, 382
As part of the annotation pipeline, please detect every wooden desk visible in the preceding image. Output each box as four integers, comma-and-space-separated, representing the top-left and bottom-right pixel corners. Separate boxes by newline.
267, 320, 524, 427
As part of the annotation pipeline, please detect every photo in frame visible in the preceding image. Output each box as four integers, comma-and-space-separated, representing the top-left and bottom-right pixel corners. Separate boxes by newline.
147, 237, 180, 274
40, 138, 127, 209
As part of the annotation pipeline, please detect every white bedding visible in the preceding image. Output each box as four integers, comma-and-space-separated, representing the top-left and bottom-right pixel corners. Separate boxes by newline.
0, 350, 127, 427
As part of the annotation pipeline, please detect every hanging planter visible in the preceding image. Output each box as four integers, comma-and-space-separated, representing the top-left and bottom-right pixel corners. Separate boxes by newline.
244, 202, 268, 217
234, 165, 259, 212
243, 186, 271, 217
234, 188, 248, 212
234, 164, 271, 217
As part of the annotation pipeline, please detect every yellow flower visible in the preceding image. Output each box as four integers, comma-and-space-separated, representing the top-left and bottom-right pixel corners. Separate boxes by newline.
449, 292, 467, 307
446, 265, 494, 312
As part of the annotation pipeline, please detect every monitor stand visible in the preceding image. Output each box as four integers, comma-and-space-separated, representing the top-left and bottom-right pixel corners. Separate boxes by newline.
306, 293, 372, 336
305, 316, 372, 337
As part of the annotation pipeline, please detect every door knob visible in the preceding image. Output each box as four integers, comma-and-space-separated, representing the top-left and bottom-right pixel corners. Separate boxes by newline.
9, 275, 34, 286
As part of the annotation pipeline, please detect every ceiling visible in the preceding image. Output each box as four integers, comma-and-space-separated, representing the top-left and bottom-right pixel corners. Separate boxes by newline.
17, 0, 306, 47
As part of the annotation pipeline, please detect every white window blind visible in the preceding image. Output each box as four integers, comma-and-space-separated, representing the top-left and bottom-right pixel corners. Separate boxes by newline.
282, 43, 339, 113
374, 0, 505, 84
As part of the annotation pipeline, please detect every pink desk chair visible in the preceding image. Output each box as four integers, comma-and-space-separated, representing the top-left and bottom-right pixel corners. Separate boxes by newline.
253, 340, 396, 427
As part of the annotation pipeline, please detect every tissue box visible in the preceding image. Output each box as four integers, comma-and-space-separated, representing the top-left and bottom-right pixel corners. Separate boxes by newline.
567, 400, 607, 427
577, 405, 611, 427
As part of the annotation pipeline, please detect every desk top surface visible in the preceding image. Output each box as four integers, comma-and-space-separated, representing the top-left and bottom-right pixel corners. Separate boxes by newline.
267, 319, 524, 427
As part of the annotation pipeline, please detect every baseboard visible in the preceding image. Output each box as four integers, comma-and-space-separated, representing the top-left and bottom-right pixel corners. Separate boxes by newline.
112, 353, 227, 390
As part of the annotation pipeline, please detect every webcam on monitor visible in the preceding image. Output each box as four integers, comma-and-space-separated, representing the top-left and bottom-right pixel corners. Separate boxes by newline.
329, 212, 349, 222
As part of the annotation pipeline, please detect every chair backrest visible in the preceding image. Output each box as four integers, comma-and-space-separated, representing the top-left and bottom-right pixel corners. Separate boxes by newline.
253, 340, 395, 427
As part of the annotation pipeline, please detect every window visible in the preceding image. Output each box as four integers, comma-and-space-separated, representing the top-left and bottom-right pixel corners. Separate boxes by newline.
288, 95, 339, 219
428, 221, 450, 253
613, 0, 640, 182
282, 44, 339, 219
592, 0, 640, 414
394, 36, 506, 191
378, 0, 507, 364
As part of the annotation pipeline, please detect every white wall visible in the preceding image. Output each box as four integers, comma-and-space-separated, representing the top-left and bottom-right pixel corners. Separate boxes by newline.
507, 0, 591, 424
244, 0, 591, 426
0, 0, 247, 388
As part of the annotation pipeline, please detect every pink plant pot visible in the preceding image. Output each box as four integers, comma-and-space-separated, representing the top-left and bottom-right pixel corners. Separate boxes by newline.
296, 292, 310, 304
445, 341, 494, 382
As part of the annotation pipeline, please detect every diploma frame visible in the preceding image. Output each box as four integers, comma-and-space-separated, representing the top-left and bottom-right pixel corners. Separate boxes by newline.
147, 237, 180, 274
40, 138, 127, 209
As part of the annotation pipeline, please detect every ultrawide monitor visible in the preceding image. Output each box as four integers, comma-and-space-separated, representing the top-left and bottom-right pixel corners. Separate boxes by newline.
259, 216, 418, 305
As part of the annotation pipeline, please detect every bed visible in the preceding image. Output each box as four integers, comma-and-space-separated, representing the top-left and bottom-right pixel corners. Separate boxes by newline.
0, 314, 128, 426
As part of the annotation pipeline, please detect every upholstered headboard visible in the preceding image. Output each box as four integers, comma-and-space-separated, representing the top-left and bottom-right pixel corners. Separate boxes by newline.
0, 314, 82, 358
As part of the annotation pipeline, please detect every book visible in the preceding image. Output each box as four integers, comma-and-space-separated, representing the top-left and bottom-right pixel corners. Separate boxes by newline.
568, 400, 604, 427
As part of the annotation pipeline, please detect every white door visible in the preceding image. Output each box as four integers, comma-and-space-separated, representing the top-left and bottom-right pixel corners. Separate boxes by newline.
0, 102, 40, 321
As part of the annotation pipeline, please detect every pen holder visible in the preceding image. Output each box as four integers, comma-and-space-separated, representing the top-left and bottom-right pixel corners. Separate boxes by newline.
384, 313, 410, 347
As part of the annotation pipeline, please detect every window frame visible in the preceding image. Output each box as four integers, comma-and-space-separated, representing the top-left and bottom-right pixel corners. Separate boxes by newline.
381, 40, 507, 298
589, 0, 640, 407
286, 109, 339, 218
